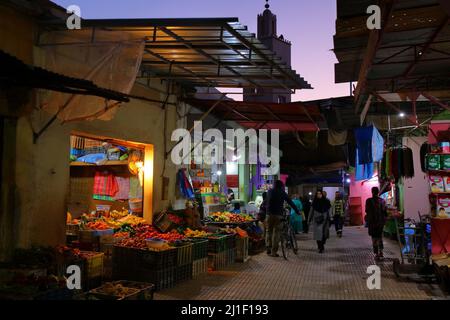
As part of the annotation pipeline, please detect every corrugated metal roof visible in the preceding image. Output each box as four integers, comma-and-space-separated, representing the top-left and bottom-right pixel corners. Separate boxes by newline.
334, 0, 450, 96
41, 17, 312, 91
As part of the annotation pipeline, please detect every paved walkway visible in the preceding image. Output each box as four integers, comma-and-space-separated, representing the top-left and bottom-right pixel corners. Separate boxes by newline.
155, 226, 448, 300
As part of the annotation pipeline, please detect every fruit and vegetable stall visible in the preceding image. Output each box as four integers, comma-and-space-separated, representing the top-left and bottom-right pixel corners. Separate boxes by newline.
0, 209, 263, 299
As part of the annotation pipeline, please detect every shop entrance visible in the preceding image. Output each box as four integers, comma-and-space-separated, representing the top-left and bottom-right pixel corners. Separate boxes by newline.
67, 132, 154, 223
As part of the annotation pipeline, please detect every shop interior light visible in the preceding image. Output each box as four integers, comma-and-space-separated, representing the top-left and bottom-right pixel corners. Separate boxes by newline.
232, 155, 241, 161
216, 170, 222, 176
308, 192, 312, 195
399, 112, 405, 118
346, 178, 351, 183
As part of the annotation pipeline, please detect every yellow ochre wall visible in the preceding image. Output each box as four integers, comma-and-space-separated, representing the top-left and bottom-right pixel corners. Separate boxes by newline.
0, 4, 183, 252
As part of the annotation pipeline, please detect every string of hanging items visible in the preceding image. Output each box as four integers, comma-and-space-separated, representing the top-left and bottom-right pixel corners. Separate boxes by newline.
380, 146, 414, 181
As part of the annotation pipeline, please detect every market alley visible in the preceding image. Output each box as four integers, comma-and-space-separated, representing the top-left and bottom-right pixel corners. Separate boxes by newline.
155, 227, 447, 300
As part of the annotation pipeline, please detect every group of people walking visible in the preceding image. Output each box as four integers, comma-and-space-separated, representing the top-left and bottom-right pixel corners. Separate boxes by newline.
258, 180, 387, 260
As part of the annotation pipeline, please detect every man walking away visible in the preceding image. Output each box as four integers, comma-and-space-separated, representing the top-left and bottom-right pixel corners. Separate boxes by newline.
266, 180, 301, 257
365, 187, 387, 261
332, 191, 346, 237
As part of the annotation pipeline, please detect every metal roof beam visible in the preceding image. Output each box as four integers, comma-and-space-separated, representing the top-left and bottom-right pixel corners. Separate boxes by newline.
83, 18, 240, 28
402, 17, 450, 77
143, 48, 217, 88
222, 23, 310, 89
158, 26, 261, 89
219, 36, 295, 93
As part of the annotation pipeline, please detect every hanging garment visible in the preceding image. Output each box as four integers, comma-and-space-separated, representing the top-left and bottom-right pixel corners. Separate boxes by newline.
129, 176, 143, 199
385, 148, 392, 177
420, 143, 429, 173
402, 147, 415, 178
114, 177, 130, 200
397, 147, 404, 179
93, 171, 118, 197
355, 148, 374, 181
380, 151, 387, 180
328, 129, 348, 146
391, 149, 400, 181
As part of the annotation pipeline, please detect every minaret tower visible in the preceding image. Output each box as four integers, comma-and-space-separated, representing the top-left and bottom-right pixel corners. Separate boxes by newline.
243, 0, 292, 103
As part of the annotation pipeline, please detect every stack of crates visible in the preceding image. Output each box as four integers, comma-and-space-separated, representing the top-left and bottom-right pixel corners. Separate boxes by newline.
189, 239, 208, 278
175, 242, 193, 284
235, 236, 250, 263
112, 245, 177, 291
81, 251, 104, 291
207, 234, 236, 271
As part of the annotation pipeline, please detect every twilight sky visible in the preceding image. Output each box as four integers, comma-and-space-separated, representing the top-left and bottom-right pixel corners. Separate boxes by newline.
52, 0, 350, 101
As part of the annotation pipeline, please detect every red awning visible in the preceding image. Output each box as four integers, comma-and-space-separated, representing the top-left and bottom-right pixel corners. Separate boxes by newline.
185, 99, 322, 131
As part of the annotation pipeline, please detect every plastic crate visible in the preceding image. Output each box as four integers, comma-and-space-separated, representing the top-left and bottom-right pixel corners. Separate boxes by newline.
207, 235, 228, 253
112, 266, 176, 292
192, 258, 208, 278
225, 234, 237, 250
112, 281, 155, 300
175, 243, 193, 266
113, 245, 177, 270
89, 285, 140, 300
235, 237, 250, 263
82, 252, 104, 279
208, 251, 228, 271
175, 263, 193, 283
227, 248, 236, 265
189, 239, 209, 260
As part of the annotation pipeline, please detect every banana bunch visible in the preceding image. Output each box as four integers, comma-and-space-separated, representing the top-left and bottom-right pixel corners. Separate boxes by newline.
118, 214, 146, 225
184, 228, 210, 238
110, 209, 129, 220
105, 219, 123, 229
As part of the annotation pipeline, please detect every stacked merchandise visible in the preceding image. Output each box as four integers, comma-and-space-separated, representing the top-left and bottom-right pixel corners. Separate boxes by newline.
184, 229, 210, 278
425, 143, 450, 218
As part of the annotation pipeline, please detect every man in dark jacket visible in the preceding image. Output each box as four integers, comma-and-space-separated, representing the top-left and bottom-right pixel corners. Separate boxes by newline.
266, 180, 301, 257
365, 187, 388, 260
301, 196, 311, 233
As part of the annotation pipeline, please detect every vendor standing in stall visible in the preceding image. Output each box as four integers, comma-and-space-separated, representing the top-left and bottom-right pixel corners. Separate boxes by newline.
266, 180, 301, 257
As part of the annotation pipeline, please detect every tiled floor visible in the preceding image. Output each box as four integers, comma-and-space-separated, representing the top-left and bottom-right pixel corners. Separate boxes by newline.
155, 226, 448, 300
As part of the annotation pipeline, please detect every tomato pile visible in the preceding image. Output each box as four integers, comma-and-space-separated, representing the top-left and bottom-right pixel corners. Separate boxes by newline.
116, 225, 186, 249
84, 221, 110, 230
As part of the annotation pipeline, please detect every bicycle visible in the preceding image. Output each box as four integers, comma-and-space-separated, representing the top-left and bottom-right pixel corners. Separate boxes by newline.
280, 210, 298, 260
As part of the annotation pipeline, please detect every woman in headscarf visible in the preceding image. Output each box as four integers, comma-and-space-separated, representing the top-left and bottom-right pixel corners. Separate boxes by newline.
308, 190, 331, 253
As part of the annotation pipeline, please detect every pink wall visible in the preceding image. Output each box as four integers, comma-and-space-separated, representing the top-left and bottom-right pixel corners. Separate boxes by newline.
349, 174, 380, 223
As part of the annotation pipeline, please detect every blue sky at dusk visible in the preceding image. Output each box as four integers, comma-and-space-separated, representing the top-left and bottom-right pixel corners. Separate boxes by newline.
52, 0, 350, 101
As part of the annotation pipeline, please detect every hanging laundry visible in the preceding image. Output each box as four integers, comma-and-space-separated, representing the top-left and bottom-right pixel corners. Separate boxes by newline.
93, 171, 118, 197
354, 125, 384, 164
114, 177, 130, 200
129, 176, 143, 199
402, 147, 414, 178
355, 148, 374, 181
420, 143, 430, 173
